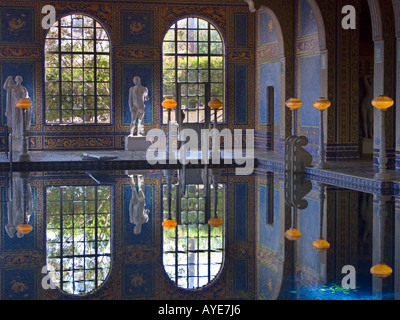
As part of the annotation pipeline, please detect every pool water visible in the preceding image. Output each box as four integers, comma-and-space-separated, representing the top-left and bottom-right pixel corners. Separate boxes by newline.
1, 166, 398, 300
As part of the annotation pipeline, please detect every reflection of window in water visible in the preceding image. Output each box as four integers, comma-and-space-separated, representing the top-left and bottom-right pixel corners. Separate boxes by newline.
163, 183, 225, 289
46, 185, 112, 295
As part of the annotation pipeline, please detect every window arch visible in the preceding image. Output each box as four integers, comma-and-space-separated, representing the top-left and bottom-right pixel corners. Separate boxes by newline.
46, 185, 112, 295
162, 16, 225, 124
44, 14, 111, 124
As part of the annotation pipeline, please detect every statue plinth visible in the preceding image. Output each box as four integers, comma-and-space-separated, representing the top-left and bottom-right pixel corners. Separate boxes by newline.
362, 138, 373, 155
125, 169, 150, 175
125, 135, 148, 151
10, 135, 22, 153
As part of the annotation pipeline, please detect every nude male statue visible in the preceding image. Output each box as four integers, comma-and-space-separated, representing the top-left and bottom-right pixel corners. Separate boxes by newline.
129, 174, 150, 235
129, 76, 149, 136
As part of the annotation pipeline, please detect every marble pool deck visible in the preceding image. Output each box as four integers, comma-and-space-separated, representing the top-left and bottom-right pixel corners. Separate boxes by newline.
0, 148, 399, 194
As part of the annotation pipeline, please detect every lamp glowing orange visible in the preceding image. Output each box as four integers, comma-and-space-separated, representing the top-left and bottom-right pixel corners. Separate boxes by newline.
370, 263, 392, 278
162, 99, 177, 109
312, 97, 331, 111
162, 219, 177, 229
285, 228, 302, 241
285, 98, 302, 110
312, 238, 330, 251
15, 98, 32, 110
208, 99, 223, 110
372, 95, 394, 110
16, 224, 33, 235
208, 217, 223, 228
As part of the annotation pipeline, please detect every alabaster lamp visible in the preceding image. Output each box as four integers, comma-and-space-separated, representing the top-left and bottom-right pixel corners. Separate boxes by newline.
285, 228, 302, 241
208, 99, 223, 161
208, 169, 223, 228
285, 98, 302, 136
370, 263, 392, 279
312, 183, 330, 252
15, 98, 32, 162
208, 99, 223, 129
16, 172, 33, 235
162, 99, 177, 161
371, 95, 394, 180
162, 169, 177, 230
313, 97, 331, 169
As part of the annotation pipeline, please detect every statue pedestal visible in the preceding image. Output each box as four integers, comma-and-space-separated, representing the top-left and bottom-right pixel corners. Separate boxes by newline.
125, 135, 148, 151
11, 136, 22, 153
125, 169, 149, 175
362, 138, 373, 155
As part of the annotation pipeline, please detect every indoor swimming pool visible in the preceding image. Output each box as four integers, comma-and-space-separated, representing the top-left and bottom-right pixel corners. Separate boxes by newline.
1, 164, 398, 300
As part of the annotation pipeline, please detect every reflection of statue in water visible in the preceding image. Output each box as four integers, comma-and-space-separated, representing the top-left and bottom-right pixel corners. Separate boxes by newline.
361, 75, 373, 139
129, 174, 149, 235
3, 76, 31, 138
129, 76, 149, 136
5, 174, 33, 238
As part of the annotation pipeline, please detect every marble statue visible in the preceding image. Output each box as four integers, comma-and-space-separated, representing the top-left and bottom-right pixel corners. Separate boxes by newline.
3, 76, 31, 138
129, 174, 149, 235
129, 76, 149, 136
361, 75, 373, 139
5, 174, 33, 238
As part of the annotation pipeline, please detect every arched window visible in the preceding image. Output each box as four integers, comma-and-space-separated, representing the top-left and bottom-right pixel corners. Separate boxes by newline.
46, 185, 112, 295
162, 178, 225, 289
162, 17, 225, 124
45, 14, 111, 124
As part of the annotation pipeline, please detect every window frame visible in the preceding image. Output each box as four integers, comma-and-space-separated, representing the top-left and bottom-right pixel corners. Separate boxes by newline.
44, 13, 113, 126
162, 180, 226, 290
45, 184, 113, 295
161, 16, 226, 125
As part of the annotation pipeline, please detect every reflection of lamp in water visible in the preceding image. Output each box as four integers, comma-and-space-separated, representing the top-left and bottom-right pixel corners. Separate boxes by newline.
312, 183, 330, 252
370, 195, 392, 280
312, 97, 331, 169
16, 172, 33, 235
285, 98, 302, 136
371, 96, 394, 180
285, 193, 302, 241
162, 99, 177, 161
15, 98, 32, 162
370, 264, 392, 278
162, 169, 177, 229
285, 228, 302, 241
208, 168, 223, 228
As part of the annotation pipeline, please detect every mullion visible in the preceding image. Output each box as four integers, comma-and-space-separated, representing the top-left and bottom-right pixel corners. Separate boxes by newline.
186, 217, 189, 288
72, 187, 76, 293
94, 186, 99, 288
196, 188, 200, 286
83, 186, 87, 290
58, 23, 62, 123
59, 187, 64, 290
93, 23, 98, 123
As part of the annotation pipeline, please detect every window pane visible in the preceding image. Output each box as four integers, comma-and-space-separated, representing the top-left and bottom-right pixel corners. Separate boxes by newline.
164, 29, 175, 41
46, 81, 59, 95
177, 29, 187, 41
